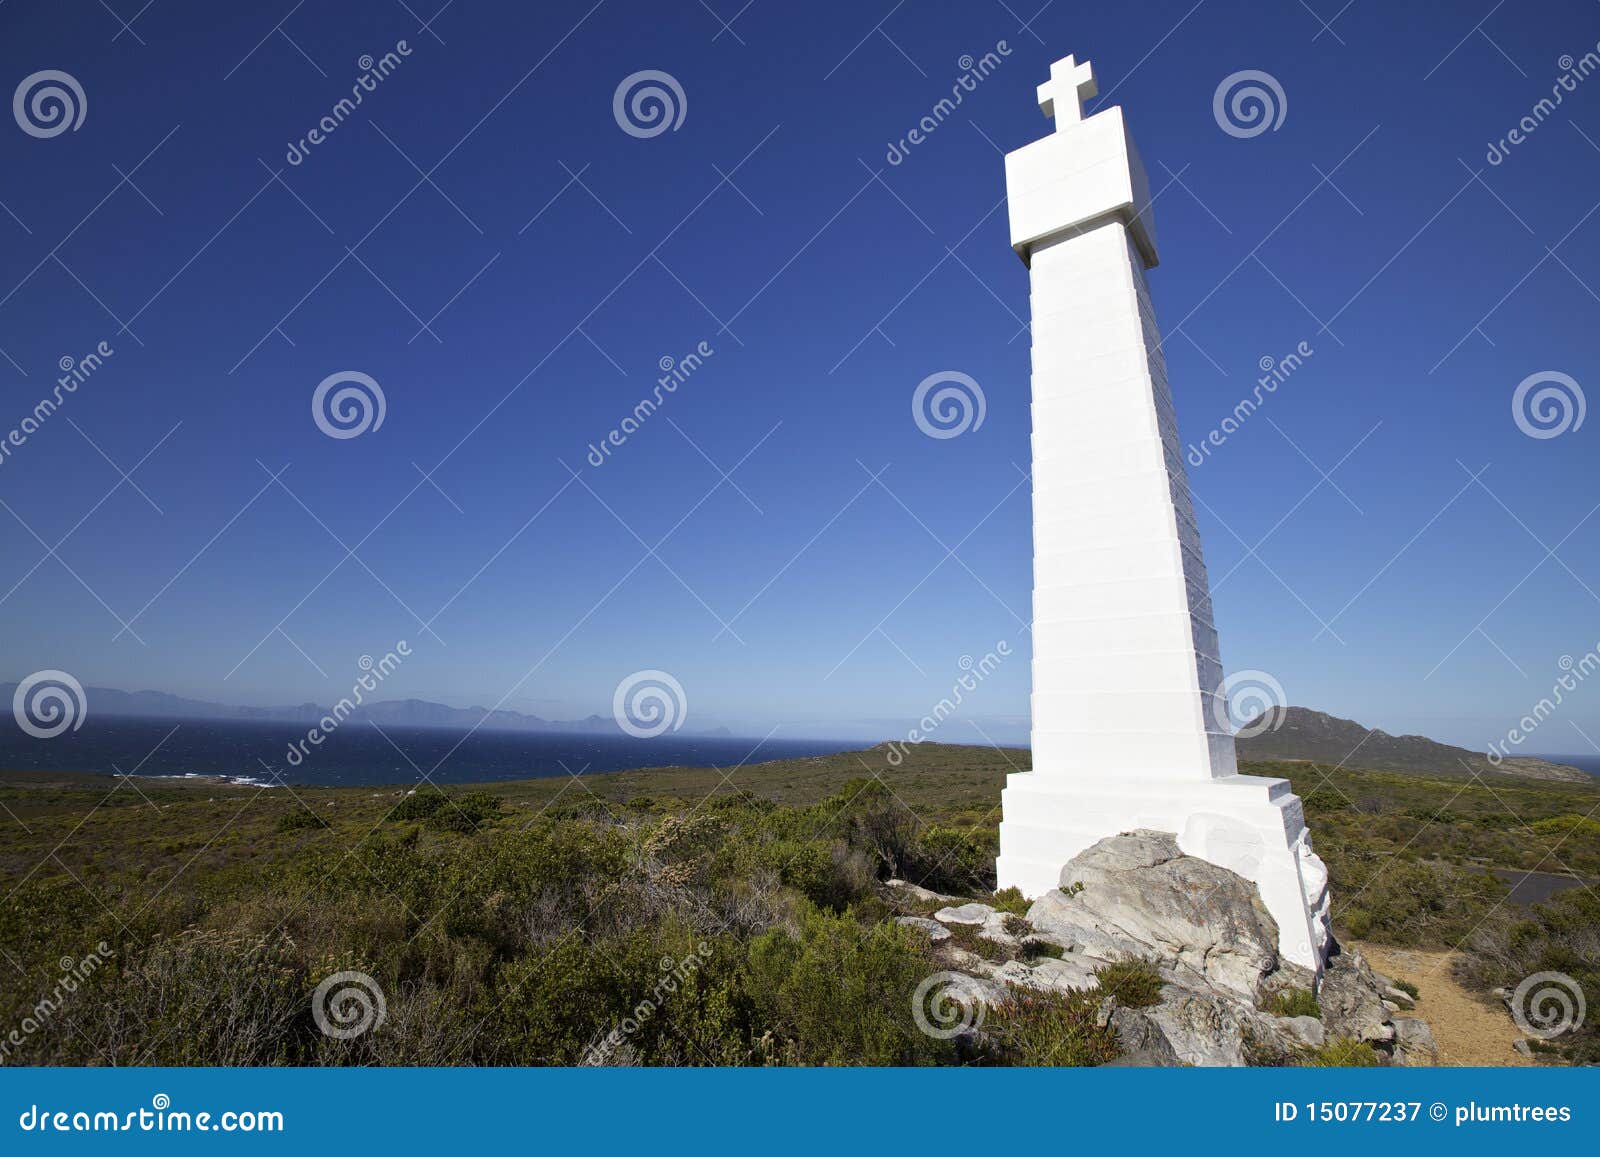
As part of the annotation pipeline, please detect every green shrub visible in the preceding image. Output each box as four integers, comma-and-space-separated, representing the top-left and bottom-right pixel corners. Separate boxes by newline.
426, 791, 503, 833
1268, 988, 1320, 1019
990, 886, 1030, 915
1392, 977, 1419, 1000
744, 903, 954, 1065
1306, 1036, 1381, 1066
982, 989, 1119, 1066
276, 807, 329, 832
389, 786, 449, 821
1094, 959, 1164, 1008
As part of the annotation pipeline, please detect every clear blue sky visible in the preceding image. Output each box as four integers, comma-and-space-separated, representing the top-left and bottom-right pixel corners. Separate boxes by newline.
3, 0, 1599, 752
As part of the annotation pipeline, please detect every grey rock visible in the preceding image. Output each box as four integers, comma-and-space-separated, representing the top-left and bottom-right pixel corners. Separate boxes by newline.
942, 972, 1011, 1013
1513, 1039, 1534, 1058
1027, 829, 1280, 1002
983, 954, 1099, 995
934, 902, 997, 926
1382, 999, 1401, 1013
979, 910, 1024, 947
1279, 1014, 1325, 1048
1101, 1048, 1181, 1067
1392, 1017, 1438, 1066
885, 879, 956, 904
1319, 949, 1395, 1043
940, 946, 988, 971
1144, 987, 1291, 1067
1030, 954, 1100, 991
1381, 985, 1416, 1010
896, 916, 951, 942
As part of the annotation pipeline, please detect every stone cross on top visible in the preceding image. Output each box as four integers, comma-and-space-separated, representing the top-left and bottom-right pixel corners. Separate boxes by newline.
1037, 55, 1097, 126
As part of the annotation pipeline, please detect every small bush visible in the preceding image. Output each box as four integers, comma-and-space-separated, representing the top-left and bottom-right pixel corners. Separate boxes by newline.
427, 791, 503, 833
990, 886, 1030, 916
1392, 977, 1419, 1000
1306, 1036, 1381, 1067
982, 989, 1120, 1066
276, 808, 329, 832
1268, 988, 1321, 1019
1094, 959, 1165, 1009
389, 787, 449, 821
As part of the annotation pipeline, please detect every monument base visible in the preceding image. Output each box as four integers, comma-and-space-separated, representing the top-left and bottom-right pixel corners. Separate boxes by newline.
996, 771, 1332, 973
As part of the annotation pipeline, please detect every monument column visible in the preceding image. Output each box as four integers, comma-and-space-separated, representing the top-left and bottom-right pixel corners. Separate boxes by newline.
995, 56, 1331, 972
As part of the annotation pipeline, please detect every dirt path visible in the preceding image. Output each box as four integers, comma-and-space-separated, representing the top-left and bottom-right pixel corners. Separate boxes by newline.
1351, 941, 1531, 1066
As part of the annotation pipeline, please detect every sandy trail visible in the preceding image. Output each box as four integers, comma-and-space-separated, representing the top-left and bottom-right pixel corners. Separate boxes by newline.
1352, 941, 1531, 1066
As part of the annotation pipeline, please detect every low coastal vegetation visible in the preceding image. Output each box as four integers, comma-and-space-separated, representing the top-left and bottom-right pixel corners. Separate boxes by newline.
0, 743, 1594, 1065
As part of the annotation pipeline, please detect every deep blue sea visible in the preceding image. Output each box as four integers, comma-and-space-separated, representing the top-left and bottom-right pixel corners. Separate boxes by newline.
0, 716, 863, 787
1531, 754, 1600, 778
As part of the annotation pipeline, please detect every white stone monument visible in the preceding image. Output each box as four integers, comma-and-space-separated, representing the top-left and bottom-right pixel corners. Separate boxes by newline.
995, 55, 1332, 973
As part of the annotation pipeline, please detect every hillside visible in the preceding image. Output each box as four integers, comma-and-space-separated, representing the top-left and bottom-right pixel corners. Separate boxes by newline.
1237, 706, 1590, 783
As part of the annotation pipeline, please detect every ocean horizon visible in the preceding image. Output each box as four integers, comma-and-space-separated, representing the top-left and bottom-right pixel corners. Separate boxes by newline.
0, 715, 866, 788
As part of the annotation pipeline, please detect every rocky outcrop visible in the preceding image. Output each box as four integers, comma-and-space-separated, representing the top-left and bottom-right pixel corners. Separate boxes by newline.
1026, 830, 1287, 1002
917, 830, 1427, 1066
1319, 947, 1395, 1043
1391, 1016, 1438, 1065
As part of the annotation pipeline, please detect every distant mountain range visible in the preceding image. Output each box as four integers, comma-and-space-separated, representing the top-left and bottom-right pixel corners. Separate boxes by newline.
1237, 706, 1591, 783
0, 684, 731, 738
